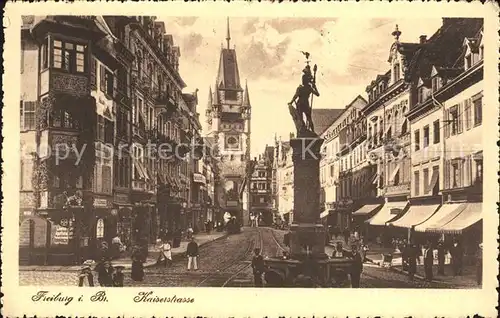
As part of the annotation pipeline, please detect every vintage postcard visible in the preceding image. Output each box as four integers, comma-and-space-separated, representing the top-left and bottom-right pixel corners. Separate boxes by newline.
2, 1, 499, 317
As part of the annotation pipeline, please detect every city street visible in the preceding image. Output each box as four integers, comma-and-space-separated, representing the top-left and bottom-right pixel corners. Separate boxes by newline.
20, 227, 458, 288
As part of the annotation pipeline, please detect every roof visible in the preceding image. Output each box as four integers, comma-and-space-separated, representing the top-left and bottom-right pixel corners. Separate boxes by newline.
264, 146, 274, 161
407, 18, 483, 82
311, 108, 345, 135
217, 48, 242, 90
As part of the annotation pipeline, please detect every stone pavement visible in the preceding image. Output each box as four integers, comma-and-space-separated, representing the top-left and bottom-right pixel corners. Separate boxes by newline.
19, 231, 227, 272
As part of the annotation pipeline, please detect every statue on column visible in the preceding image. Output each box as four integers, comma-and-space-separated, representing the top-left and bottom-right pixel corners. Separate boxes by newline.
288, 52, 320, 138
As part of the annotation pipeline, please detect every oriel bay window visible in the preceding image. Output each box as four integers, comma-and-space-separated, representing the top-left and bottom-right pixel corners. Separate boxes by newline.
52, 39, 87, 73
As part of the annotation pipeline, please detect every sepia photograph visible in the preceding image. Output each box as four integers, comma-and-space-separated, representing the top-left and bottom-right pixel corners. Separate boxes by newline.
16, 14, 487, 289
3, 2, 498, 317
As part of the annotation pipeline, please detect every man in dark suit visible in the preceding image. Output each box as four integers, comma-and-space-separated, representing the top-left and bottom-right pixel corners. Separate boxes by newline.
436, 239, 446, 275
349, 245, 363, 288
450, 239, 463, 276
423, 243, 434, 282
251, 248, 265, 287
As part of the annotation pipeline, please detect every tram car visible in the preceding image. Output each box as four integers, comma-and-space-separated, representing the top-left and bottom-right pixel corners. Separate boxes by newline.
226, 217, 241, 234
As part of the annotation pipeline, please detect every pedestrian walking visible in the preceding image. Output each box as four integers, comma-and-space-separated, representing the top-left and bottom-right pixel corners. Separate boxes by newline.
401, 240, 409, 271
113, 265, 125, 287
187, 226, 194, 240
349, 245, 363, 288
187, 237, 199, 271
450, 239, 463, 276
423, 243, 433, 282
131, 250, 145, 282
162, 240, 173, 267
96, 260, 114, 287
78, 260, 95, 287
251, 248, 265, 287
437, 239, 446, 275
407, 243, 418, 281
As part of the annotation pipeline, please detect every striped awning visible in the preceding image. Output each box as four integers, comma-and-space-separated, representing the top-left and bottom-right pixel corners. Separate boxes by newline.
365, 201, 407, 226
388, 204, 440, 229
414, 203, 464, 232
352, 204, 381, 216
427, 203, 482, 234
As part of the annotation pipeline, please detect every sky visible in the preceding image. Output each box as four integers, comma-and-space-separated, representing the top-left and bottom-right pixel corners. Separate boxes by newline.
158, 16, 443, 156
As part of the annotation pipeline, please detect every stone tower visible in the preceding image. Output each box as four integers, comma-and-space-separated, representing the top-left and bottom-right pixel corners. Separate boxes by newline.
205, 18, 252, 226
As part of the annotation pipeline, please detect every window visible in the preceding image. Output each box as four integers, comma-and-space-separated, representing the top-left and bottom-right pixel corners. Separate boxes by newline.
97, 115, 105, 141
418, 87, 426, 104
449, 105, 460, 136
433, 120, 440, 144
50, 109, 76, 129
414, 171, 420, 196
475, 159, 483, 184
423, 168, 429, 194
41, 39, 48, 69
104, 119, 114, 144
473, 94, 482, 126
90, 58, 97, 90
100, 65, 114, 97
393, 63, 400, 82
102, 165, 112, 194
465, 54, 472, 70
414, 130, 420, 151
20, 101, 36, 130
117, 68, 128, 95
52, 40, 86, 73
117, 107, 129, 139
451, 162, 460, 188
464, 99, 472, 130
432, 77, 441, 92
423, 125, 429, 148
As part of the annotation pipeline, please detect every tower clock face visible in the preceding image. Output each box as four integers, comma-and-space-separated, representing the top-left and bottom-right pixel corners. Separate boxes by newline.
225, 135, 240, 149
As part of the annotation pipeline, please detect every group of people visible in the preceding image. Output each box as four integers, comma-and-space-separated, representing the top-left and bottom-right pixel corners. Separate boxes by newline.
401, 238, 468, 282
156, 237, 200, 271
330, 242, 364, 287
77, 259, 125, 287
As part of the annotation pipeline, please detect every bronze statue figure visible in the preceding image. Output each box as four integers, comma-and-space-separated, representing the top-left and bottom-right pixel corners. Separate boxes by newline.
288, 59, 320, 138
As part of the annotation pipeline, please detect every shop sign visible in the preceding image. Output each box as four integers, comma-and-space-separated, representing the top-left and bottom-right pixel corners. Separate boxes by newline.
193, 173, 206, 184
96, 218, 105, 238
94, 198, 109, 208
53, 225, 74, 245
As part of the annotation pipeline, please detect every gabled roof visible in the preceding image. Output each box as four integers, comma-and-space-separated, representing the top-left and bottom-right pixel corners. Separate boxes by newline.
407, 18, 483, 82
216, 48, 242, 90
311, 108, 346, 135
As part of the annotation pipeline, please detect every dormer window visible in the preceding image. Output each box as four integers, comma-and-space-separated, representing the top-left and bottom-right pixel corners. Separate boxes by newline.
432, 76, 441, 92
465, 54, 472, 70
417, 86, 425, 104
393, 62, 400, 82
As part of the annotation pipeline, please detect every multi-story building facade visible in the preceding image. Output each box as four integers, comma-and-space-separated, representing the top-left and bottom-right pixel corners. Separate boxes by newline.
249, 147, 274, 226
363, 26, 417, 242
408, 19, 483, 255
275, 137, 293, 224
205, 20, 252, 226
19, 16, 203, 265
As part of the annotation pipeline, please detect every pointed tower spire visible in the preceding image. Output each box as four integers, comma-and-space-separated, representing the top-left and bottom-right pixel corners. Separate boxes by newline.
392, 24, 401, 41
243, 80, 251, 107
226, 17, 231, 49
207, 86, 213, 107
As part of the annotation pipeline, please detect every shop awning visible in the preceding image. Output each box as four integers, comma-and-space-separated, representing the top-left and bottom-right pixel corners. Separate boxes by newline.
424, 168, 439, 194
388, 204, 440, 229
352, 204, 381, 216
133, 159, 148, 180
427, 202, 482, 234
365, 201, 407, 226
414, 203, 464, 232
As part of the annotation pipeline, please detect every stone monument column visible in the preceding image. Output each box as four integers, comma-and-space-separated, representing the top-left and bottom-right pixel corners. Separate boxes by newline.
289, 137, 327, 259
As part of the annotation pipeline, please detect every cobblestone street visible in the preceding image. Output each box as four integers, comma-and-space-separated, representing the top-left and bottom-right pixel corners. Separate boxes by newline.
19, 227, 473, 289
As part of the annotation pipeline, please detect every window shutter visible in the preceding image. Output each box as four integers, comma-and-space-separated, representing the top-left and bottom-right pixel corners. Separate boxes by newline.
464, 99, 472, 130
444, 109, 450, 138
99, 65, 106, 93
457, 103, 463, 134
443, 160, 449, 190
90, 58, 97, 90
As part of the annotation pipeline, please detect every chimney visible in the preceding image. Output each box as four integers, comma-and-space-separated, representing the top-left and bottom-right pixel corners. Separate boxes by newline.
419, 35, 427, 44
